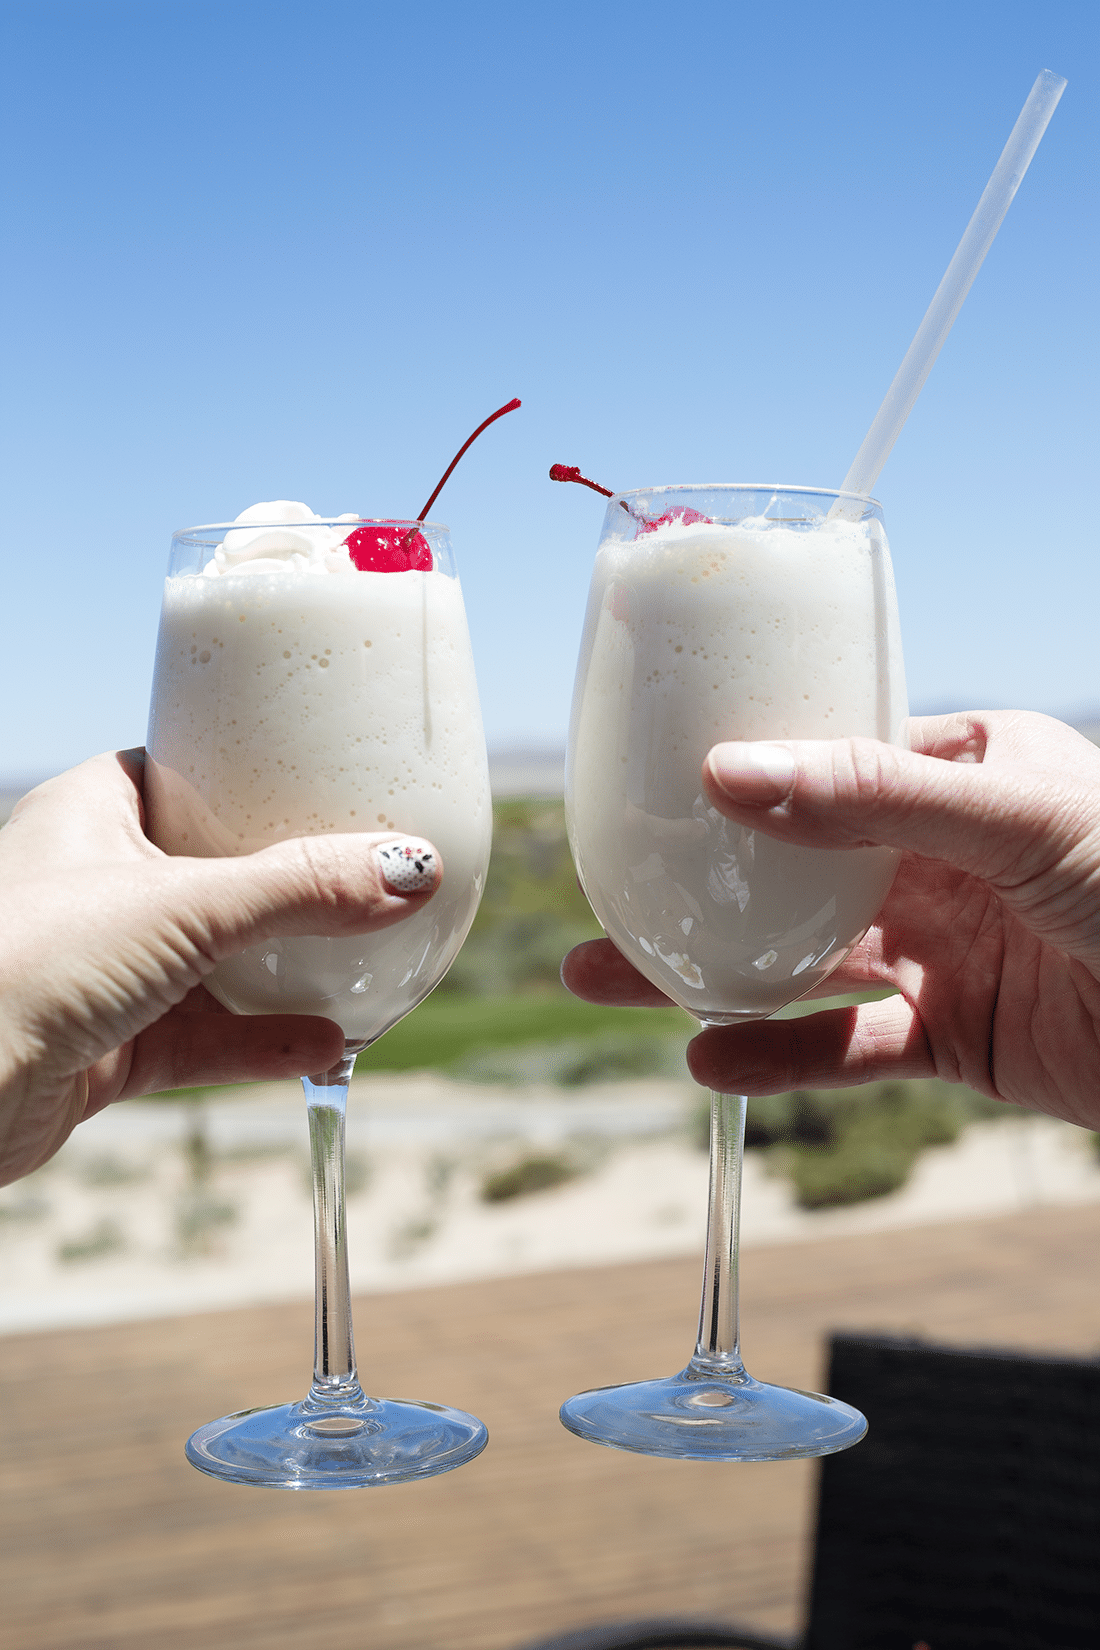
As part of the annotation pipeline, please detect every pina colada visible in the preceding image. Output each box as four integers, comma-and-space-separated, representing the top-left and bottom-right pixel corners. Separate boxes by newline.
567, 495, 907, 1022
147, 501, 492, 1040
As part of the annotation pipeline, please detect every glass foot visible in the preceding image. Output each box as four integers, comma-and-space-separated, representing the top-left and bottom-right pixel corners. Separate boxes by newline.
559, 1358, 866, 1462
185, 1390, 488, 1488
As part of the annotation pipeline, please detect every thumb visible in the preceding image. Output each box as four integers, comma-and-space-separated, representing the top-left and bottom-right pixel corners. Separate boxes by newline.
701, 715, 1096, 892
1, 833, 443, 1098
157, 833, 443, 965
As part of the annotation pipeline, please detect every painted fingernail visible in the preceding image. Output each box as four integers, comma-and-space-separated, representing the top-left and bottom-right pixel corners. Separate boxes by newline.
376, 839, 437, 894
708, 742, 795, 803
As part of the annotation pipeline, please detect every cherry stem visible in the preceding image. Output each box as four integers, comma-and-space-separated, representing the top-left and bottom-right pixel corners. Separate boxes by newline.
418, 398, 522, 522
550, 463, 633, 516
549, 464, 613, 498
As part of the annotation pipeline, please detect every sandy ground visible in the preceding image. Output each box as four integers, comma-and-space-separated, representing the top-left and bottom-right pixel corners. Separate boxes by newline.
2, 1073, 1098, 1335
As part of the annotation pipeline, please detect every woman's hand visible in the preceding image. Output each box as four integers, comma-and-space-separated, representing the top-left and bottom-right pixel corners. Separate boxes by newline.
0, 749, 441, 1185
562, 711, 1100, 1133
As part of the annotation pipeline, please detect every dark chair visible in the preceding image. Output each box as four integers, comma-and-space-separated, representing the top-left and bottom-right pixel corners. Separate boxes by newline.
516, 1333, 1100, 1650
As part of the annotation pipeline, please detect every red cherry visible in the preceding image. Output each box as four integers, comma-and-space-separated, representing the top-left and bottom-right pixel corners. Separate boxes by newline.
344, 524, 434, 573
637, 506, 711, 536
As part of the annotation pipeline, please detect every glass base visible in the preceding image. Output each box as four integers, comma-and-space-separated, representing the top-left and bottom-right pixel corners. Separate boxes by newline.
559, 1359, 867, 1462
185, 1390, 488, 1489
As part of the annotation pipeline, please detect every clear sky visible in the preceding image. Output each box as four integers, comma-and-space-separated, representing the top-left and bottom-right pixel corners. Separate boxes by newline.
1, 0, 1096, 781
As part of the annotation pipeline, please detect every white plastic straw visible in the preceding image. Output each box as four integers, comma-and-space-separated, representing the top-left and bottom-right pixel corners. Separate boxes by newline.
840, 68, 1067, 501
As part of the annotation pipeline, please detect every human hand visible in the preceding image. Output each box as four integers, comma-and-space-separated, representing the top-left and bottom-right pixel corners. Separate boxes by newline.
562, 711, 1100, 1133
0, 749, 441, 1186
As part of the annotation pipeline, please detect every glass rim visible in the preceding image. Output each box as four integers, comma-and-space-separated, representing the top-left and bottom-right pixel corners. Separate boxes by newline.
172, 516, 450, 539
610, 483, 883, 509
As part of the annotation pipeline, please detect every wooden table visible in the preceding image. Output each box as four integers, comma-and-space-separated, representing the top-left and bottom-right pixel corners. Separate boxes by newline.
2, 1203, 1098, 1650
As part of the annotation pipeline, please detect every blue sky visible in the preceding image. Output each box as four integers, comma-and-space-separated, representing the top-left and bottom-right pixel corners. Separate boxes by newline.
1, 0, 1096, 780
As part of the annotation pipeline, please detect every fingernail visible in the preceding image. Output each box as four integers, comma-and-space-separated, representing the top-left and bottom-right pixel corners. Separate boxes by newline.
708, 742, 795, 803
376, 839, 437, 894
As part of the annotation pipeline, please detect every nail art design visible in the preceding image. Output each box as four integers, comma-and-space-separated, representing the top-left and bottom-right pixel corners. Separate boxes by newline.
376, 839, 436, 894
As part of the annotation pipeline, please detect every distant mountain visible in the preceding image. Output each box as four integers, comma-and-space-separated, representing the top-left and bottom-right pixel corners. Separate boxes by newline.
0, 779, 52, 826
487, 745, 566, 800
4, 713, 1099, 824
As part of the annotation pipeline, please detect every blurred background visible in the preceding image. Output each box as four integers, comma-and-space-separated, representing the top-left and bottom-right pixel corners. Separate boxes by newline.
2, 3, 1099, 1648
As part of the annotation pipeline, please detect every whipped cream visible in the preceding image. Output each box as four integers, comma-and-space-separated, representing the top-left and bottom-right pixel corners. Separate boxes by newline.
204, 500, 363, 578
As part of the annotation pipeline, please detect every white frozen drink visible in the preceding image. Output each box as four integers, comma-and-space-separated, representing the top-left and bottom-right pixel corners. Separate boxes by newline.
566, 490, 908, 1022
146, 501, 492, 1041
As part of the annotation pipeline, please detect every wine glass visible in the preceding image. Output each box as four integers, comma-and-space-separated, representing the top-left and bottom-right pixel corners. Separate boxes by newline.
145, 509, 493, 1487
562, 484, 908, 1460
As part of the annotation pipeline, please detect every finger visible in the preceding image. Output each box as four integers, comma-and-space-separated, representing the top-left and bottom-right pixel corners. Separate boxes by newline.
85, 1010, 347, 1114
791, 964, 890, 998
701, 724, 1092, 889
561, 938, 677, 1008
906, 709, 1100, 769
783, 934, 898, 997
1, 749, 152, 869
686, 995, 935, 1094
903, 711, 990, 764
160, 833, 443, 966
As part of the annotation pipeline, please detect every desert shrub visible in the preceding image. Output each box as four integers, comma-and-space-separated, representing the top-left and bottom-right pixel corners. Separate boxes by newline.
454, 1032, 685, 1088
481, 1153, 579, 1203
693, 1080, 1008, 1208
175, 1192, 237, 1252
785, 1138, 918, 1208
57, 1219, 126, 1263
781, 1082, 967, 1208
75, 1154, 148, 1187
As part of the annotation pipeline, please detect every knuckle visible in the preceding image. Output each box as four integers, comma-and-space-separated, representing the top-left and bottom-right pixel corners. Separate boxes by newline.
286, 834, 344, 912
812, 739, 905, 842
852, 1011, 890, 1079
843, 738, 901, 805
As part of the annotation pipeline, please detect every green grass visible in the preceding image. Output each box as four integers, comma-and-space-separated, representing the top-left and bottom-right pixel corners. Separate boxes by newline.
357, 988, 692, 1074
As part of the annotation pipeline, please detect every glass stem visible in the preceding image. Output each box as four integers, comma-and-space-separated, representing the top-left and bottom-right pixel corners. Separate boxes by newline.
693, 1091, 748, 1374
302, 1041, 367, 1405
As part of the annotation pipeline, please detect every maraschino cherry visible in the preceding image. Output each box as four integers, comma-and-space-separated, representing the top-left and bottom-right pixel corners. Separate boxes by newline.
346, 398, 521, 572
345, 523, 434, 572
636, 505, 710, 535
549, 464, 711, 532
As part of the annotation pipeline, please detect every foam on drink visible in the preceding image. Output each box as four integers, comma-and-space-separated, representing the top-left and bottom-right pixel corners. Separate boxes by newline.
567, 508, 908, 1021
